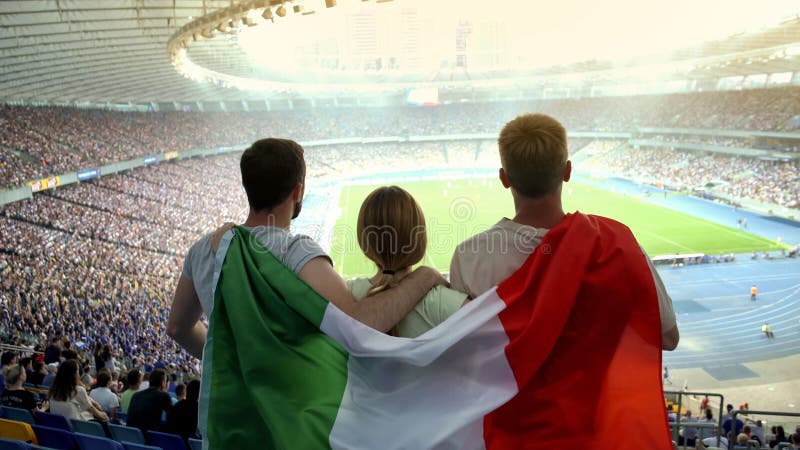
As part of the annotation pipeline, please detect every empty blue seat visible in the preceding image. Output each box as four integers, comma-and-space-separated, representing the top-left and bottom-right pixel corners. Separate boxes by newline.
122, 443, 161, 450
0, 438, 28, 450
31, 424, 78, 450
187, 439, 201, 450
108, 424, 144, 445
70, 420, 105, 438
1, 409, 35, 426
34, 412, 71, 431
145, 431, 185, 450
73, 432, 124, 450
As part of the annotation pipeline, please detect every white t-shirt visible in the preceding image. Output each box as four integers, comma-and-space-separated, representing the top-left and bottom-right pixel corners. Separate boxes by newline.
449, 218, 677, 333
49, 385, 94, 421
182, 226, 329, 316
89, 386, 120, 413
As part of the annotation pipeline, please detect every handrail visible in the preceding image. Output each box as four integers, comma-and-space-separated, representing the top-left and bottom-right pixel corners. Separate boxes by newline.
665, 390, 725, 448
0, 343, 42, 355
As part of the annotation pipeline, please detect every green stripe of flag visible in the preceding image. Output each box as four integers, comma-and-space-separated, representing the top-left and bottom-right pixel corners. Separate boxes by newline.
207, 226, 349, 449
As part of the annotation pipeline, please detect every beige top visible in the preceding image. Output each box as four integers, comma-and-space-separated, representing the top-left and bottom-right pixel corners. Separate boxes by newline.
347, 278, 467, 338
449, 218, 677, 333
49, 385, 94, 421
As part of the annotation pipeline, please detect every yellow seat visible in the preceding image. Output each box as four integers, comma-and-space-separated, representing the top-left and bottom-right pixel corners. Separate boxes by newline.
0, 418, 38, 444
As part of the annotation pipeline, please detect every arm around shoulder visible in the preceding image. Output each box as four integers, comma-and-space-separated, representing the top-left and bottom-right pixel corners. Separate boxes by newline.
298, 257, 447, 332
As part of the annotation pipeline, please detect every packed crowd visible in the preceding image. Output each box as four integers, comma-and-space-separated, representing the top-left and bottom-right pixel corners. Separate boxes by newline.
2, 135, 799, 379
587, 147, 800, 210
3, 86, 800, 188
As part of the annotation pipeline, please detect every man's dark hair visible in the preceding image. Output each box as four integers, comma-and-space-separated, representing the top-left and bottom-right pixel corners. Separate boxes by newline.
97, 372, 111, 388
240, 138, 306, 212
127, 369, 142, 386
149, 368, 167, 390
20, 357, 31, 369
1, 351, 16, 366
175, 383, 186, 398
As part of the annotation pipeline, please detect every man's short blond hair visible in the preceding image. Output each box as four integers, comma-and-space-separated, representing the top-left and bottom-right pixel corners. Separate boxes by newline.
498, 113, 568, 198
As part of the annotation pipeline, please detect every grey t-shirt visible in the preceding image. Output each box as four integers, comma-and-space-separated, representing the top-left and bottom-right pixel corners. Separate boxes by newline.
181, 226, 330, 316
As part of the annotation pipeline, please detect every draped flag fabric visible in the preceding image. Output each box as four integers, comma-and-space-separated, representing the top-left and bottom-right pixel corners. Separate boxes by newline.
199, 213, 672, 450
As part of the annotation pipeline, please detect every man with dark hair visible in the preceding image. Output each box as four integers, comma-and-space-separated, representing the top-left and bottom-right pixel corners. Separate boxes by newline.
168, 138, 445, 444
126, 368, 172, 433
120, 369, 142, 413
0, 351, 17, 394
28, 360, 46, 386
168, 137, 444, 356
44, 337, 61, 364
164, 379, 200, 442
89, 372, 120, 421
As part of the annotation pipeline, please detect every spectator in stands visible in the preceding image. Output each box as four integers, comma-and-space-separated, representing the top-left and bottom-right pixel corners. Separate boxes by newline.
48, 359, 108, 423
139, 371, 150, 391
60, 340, 77, 361
80, 364, 93, 387
43, 338, 61, 364
101, 345, 116, 373
120, 369, 141, 414
723, 404, 734, 422
89, 371, 120, 421
770, 426, 789, 447
722, 411, 744, 438
173, 383, 186, 402
163, 379, 201, 442
19, 357, 33, 383
42, 363, 58, 387
447, 114, 677, 447
28, 361, 46, 387
126, 368, 172, 433
0, 352, 17, 395
789, 432, 800, 448
680, 409, 698, 447
746, 419, 766, 447
697, 408, 715, 442
1, 364, 47, 412
93, 342, 104, 376
347, 186, 467, 337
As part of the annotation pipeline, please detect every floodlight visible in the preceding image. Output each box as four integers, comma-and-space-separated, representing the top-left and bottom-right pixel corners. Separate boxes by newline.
325, 0, 336, 7
262, 8, 273, 20
276, 5, 287, 17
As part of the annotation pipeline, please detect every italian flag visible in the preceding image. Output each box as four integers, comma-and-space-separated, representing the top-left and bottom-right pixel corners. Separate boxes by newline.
199, 213, 672, 449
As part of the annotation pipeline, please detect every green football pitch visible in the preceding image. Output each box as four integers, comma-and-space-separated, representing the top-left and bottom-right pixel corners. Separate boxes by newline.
330, 177, 783, 278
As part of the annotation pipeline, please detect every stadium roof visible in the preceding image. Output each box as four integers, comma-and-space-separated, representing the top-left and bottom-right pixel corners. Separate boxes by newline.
1, 1, 800, 104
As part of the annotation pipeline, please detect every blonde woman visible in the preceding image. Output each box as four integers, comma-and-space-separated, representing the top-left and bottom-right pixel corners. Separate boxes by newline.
1, 364, 48, 413
347, 186, 467, 338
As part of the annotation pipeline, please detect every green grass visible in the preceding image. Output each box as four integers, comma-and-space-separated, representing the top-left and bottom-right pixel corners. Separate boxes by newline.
331, 178, 783, 278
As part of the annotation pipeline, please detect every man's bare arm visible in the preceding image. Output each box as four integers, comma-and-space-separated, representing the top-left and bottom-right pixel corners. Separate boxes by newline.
298, 257, 446, 332
166, 276, 206, 359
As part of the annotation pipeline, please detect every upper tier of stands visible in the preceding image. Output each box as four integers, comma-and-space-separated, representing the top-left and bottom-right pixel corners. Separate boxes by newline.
2, 86, 800, 189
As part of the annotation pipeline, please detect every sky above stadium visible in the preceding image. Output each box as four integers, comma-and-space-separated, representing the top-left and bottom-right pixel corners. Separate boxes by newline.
238, 0, 800, 75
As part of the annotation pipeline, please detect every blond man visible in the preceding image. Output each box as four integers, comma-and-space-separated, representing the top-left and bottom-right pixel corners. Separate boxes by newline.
447, 114, 679, 447
450, 113, 679, 350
